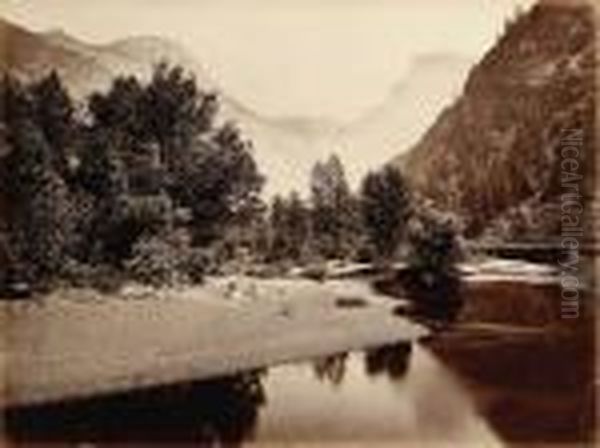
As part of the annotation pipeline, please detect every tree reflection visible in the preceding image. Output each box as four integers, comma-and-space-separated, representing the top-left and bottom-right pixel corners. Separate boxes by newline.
365, 342, 412, 380
4, 371, 266, 446
407, 273, 463, 323
312, 353, 349, 386
376, 270, 464, 326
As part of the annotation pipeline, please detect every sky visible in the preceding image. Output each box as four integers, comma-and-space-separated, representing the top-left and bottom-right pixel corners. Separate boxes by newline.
1, 0, 536, 122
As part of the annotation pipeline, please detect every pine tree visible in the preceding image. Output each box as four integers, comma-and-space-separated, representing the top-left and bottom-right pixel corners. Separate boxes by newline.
360, 165, 411, 260
269, 192, 311, 262
29, 71, 74, 177
310, 154, 358, 259
5, 117, 71, 281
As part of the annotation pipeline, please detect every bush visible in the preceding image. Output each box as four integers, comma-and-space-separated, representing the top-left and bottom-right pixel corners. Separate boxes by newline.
60, 259, 125, 293
406, 211, 461, 280
404, 208, 463, 322
125, 230, 213, 287
126, 234, 178, 287
178, 248, 208, 284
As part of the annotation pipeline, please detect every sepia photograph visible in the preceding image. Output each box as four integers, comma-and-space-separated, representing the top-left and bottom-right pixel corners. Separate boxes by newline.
0, 0, 597, 446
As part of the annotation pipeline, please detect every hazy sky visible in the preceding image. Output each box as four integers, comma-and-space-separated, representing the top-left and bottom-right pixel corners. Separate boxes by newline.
1, 0, 536, 121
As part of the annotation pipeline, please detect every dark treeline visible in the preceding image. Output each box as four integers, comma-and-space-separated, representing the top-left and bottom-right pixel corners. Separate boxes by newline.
267, 155, 362, 265
267, 155, 406, 265
0, 64, 459, 295
0, 64, 263, 292
265, 154, 460, 278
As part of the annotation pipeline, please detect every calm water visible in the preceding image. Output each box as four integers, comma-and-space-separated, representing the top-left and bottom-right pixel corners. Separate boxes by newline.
4, 342, 501, 447
4, 280, 595, 447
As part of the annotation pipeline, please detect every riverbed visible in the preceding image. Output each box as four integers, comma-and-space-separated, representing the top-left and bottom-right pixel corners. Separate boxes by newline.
1, 261, 595, 446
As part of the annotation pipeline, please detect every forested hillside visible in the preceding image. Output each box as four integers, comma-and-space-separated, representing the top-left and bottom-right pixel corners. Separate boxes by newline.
398, 2, 595, 240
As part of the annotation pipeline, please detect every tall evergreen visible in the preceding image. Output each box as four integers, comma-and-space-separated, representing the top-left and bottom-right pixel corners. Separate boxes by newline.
360, 165, 412, 260
29, 71, 74, 177
310, 154, 358, 259
3, 92, 71, 281
268, 192, 310, 262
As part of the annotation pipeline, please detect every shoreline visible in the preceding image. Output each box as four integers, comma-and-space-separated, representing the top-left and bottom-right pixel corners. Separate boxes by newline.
2, 278, 426, 408
1, 260, 571, 409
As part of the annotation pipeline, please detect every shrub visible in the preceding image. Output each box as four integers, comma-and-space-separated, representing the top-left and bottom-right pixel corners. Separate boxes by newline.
407, 216, 460, 282
126, 234, 177, 287
60, 259, 125, 293
179, 248, 208, 284
404, 208, 463, 322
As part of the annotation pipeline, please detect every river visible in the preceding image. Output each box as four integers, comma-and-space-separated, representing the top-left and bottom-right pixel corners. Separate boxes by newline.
3, 276, 595, 447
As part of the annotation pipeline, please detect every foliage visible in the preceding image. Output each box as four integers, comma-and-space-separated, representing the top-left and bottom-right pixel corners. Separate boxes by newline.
179, 248, 209, 284
76, 129, 124, 198
1, 78, 73, 283
268, 192, 311, 262
0, 63, 465, 297
0, 64, 263, 293
310, 154, 361, 259
29, 71, 74, 177
125, 233, 179, 287
404, 205, 463, 321
360, 165, 411, 260
406, 208, 461, 283
480, 195, 562, 243
171, 122, 264, 244
60, 258, 125, 293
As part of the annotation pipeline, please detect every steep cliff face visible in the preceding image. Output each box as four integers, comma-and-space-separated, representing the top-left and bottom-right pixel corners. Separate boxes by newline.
399, 2, 595, 239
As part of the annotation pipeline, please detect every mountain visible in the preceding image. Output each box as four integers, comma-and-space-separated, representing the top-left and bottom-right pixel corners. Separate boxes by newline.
227, 53, 472, 196
0, 18, 110, 95
336, 53, 471, 190
0, 18, 214, 96
0, 17, 473, 198
395, 1, 595, 239
0, 17, 334, 195
224, 109, 340, 196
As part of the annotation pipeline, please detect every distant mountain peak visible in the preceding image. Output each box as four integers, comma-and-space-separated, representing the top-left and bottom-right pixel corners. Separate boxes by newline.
108, 35, 187, 55
387, 52, 472, 96
43, 28, 70, 39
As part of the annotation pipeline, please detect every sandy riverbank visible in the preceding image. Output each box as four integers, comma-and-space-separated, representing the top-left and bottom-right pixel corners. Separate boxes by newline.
1, 277, 426, 408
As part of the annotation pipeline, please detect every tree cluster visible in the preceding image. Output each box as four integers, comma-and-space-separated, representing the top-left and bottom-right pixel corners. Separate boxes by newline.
264, 157, 461, 305
265, 155, 363, 264
266, 157, 416, 266
0, 65, 460, 297
0, 64, 263, 292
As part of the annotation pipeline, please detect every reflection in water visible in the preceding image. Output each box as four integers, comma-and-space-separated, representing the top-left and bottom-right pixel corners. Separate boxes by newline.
375, 274, 594, 445
312, 342, 412, 387
4, 341, 503, 446
365, 341, 412, 380
253, 343, 500, 445
406, 273, 463, 323
422, 281, 596, 445
3, 279, 591, 446
5, 282, 590, 446
374, 270, 464, 324
5, 372, 265, 446
312, 353, 348, 386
